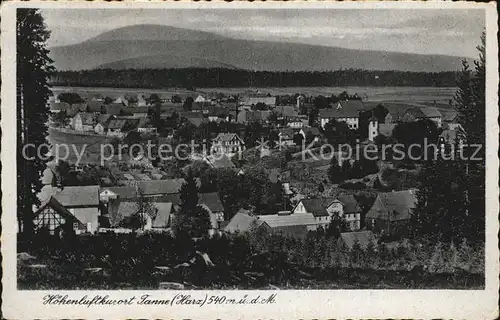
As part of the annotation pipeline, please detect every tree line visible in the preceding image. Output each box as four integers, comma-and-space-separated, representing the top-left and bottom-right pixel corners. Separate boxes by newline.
50, 68, 460, 88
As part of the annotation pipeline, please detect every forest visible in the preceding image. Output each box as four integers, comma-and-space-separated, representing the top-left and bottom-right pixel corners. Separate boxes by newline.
50, 68, 460, 89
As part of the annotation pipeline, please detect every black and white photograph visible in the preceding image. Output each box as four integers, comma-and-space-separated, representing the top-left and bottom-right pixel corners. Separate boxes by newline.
2, 1, 498, 319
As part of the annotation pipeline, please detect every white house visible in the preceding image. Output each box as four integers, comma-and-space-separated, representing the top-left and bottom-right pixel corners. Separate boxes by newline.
324, 195, 362, 231
319, 100, 366, 129
211, 133, 245, 156
72, 113, 95, 132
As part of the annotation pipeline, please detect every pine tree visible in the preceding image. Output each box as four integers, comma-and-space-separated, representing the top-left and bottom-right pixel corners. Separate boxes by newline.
327, 156, 341, 184
173, 169, 211, 238
17, 9, 55, 235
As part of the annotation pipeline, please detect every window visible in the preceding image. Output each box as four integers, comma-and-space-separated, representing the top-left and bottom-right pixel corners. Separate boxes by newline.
73, 222, 79, 230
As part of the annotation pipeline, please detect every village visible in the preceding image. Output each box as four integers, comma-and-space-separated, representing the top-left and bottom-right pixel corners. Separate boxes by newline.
34, 88, 465, 250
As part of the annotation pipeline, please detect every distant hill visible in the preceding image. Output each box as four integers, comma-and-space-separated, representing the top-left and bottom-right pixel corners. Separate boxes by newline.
97, 54, 239, 70
49, 24, 470, 72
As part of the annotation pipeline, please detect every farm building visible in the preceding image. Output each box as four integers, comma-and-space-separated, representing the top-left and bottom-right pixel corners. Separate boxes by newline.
33, 196, 87, 235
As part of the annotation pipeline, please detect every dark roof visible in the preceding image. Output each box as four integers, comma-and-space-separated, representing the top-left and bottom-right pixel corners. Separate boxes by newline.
297, 199, 329, 217
136, 179, 186, 196
319, 107, 359, 119
419, 106, 442, 118
100, 186, 137, 199
258, 212, 317, 227
199, 192, 224, 212
132, 106, 151, 114
97, 114, 113, 125
208, 154, 235, 169
336, 195, 362, 214
365, 190, 417, 221
51, 186, 100, 207
50, 102, 70, 112
105, 104, 124, 115
301, 127, 320, 136
107, 119, 127, 130
338, 231, 377, 249
441, 110, 459, 122
87, 101, 105, 113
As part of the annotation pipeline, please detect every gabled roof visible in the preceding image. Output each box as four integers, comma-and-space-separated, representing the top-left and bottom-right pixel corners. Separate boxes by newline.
199, 192, 224, 212
75, 112, 95, 125
275, 105, 298, 118
97, 114, 114, 125
87, 101, 105, 113
441, 110, 459, 122
242, 96, 276, 106
213, 133, 243, 143
34, 196, 85, 228
338, 231, 377, 249
136, 179, 186, 196
319, 107, 359, 119
336, 195, 362, 214
365, 190, 417, 221
298, 198, 329, 217
258, 212, 317, 227
107, 119, 127, 130
132, 106, 151, 114
301, 127, 320, 136
100, 186, 137, 199
105, 104, 124, 115
50, 185, 100, 207
225, 209, 267, 233
419, 106, 442, 118
278, 127, 295, 139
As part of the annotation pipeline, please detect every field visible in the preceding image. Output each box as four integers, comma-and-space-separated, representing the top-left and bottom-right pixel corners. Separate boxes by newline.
51, 86, 458, 106
48, 128, 126, 165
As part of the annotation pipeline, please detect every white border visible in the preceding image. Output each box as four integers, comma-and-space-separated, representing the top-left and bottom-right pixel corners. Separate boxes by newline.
2, 2, 498, 319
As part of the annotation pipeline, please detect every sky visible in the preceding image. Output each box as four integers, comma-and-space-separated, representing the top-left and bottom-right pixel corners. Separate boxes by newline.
41, 8, 485, 57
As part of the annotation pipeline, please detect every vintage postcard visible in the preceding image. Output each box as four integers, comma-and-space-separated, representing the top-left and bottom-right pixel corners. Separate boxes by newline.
1, 1, 499, 319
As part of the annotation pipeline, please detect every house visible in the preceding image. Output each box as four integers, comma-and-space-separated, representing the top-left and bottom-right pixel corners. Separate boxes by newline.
287, 117, 304, 129
194, 95, 207, 103
137, 117, 157, 134
114, 200, 173, 231
33, 196, 87, 235
106, 119, 128, 137
275, 105, 298, 119
114, 96, 128, 106
94, 114, 114, 134
257, 212, 317, 238
136, 179, 191, 197
211, 133, 245, 156
365, 190, 417, 233
87, 101, 105, 114
319, 101, 361, 129
105, 103, 124, 116
278, 128, 296, 146
324, 195, 362, 231
132, 106, 151, 118
293, 199, 330, 229
237, 110, 271, 124
299, 127, 321, 142
224, 209, 271, 234
72, 112, 95, 132
441, 110, 461, 130
50, 102, 70, 113
241, 96, 276, 108
337, 231, 377, 250
38, 185, 101, 234
401, 106, 442, 127
99, 186, 138, 202
199, 192, 225, 224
